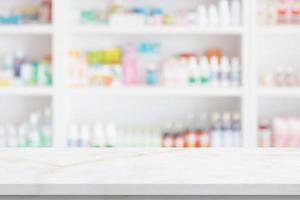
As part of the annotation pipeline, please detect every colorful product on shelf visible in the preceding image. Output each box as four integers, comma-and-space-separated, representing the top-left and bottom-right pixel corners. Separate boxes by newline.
78, 0, 241, 27
0, 50, 52, 87
0, 107, 52, 148
0, 0, 52, 24
163, 51, 241, 88
259, 117, 300, 147
67, 112, 241, 148
162, 112, 241, 148
260, 66, 300, 87
67, 44, 241, 88
67, 48, 122, 87
258, 0, 300, 25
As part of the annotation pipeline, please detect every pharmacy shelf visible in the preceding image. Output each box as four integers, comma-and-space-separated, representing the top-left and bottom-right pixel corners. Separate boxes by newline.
65, 87, 243, 97
257, 26, 300, 35
0, 87, 53, 96
70, 25, 245, 35
0, 0, 253, 148
257, 87, 300, 97
0, 24, 53, 35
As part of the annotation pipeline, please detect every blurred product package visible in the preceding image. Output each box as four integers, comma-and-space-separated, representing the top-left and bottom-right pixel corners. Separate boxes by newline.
67, 44, 241, 88
0, 49, 52, 87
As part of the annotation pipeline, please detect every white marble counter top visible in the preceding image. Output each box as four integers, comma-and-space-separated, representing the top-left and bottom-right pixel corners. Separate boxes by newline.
0, 148, 300, 195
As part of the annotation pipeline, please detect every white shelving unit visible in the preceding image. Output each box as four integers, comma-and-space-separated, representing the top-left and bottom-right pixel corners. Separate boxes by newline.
70, 25, 245, 35
0, 87, 53, 96
252, 0, 300, 147
0, 0, 271, 148
257, 26, 300, 35
65, 87, 243, 97
0, 25, 53, 35
257, 88, 300, 97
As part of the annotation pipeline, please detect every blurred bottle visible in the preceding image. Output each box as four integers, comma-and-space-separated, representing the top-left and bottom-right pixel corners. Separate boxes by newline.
7, 124, 18, 147
0, 125, 6, 147
232, 112, 242, 147
68, 124, 80, 147
40, 108, 52, 147
222, 112, 233, 147
80, 124, 91, 147
14, 49, 26, 78
92, 123, 106, 147
211, 112, 223, 147
27, 113, 41, 147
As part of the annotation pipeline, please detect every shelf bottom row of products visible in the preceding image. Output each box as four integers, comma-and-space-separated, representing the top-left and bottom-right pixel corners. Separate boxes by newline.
259, 116, 300, 148
2, 108, 300, 148
0, 107, 52, 148
67, 112, 242, 148
0, 110, 242, 148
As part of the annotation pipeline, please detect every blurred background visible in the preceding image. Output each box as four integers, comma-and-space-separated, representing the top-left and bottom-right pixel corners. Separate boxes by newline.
0, 0, 298, 149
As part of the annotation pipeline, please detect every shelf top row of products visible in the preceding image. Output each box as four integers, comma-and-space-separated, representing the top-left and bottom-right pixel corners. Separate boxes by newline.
0, 0, 300, 35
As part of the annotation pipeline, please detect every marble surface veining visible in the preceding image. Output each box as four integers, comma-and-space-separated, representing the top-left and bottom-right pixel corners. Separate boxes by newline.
0, 148, 300, 195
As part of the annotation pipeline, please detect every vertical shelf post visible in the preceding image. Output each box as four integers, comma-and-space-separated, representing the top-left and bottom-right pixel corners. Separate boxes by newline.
52, 0, 68, 147
241, 0, 256, 147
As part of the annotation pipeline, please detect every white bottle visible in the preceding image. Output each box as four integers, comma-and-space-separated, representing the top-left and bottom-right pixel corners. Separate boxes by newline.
231, 0, 241, 26
288, 118, 299, 147
28, 113, 41, 147
40, 108, 52, 147
232, 112, 241, 147
211, 112, 223, 147
285, 67, 296, 86
222, 112, 233, 147
140, 128, 148, 147
231, 57, 240, 87
273, 117, 289, 147
7, 124, 18, 147
162, 61, 172, 86
152, 127, 162, 147
199, 56, 210, 86
199, 112, 210, 147
178, 58, 189, 86
3, 54, 14, 72
124, 127, 134, 147
187, 10, 197, 25
220, 56, 230, 87
208, 4, 220, 26
0, 125, 6, 147
197, 4, 208, 27
174, 121, 184, 147
80, 124, 91, 147
186, 113, 197, 147
163, 122, 174, 148
133, 128, 141, 147
145, 128, 153, 147
38, 64, 48, 85
275, 67, 285, 86
68, 124, 80, 147
92, 123, 106, 147
210, 56, 220, 87
131, 128, 139, 148
219, 0, 231, 27
18, 123, 28, 147
131, 128, 139, 147
188, 57, 199, 86
21, 64, 32, 85
3, 54, 14, 84
106, 123, 118, 147
142, 128, 151, 147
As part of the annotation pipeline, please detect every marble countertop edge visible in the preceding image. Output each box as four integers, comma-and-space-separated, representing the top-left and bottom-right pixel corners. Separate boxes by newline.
1, 184, 300, 195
